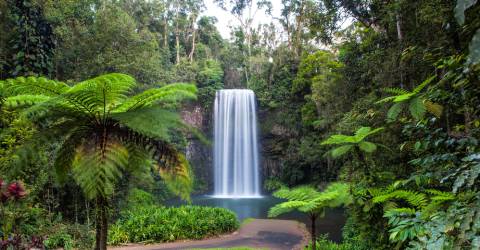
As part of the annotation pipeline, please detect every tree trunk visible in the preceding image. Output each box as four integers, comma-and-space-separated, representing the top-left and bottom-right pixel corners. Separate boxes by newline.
163, 18, 168, 49
310, 213, 317, 250
189, 17, 197, 63
294, 0, 305, 58
95, 197, 108, 250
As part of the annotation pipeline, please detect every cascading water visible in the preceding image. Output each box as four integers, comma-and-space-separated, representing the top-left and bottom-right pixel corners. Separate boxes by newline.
213, 89, 261, 198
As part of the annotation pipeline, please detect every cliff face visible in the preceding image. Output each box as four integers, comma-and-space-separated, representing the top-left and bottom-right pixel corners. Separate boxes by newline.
181, 104, 213, 193
181, 98, 290, 194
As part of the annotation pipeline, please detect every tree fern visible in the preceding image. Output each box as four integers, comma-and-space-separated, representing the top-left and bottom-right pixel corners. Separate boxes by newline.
5, 73, 198, 250
268, 182, 351, 250
376, 75, 442, 121
322, 127, 383, 158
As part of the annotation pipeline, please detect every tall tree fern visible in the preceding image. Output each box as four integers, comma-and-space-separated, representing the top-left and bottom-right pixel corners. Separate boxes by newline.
268, 182, 351, 250
1, 73, 198, 250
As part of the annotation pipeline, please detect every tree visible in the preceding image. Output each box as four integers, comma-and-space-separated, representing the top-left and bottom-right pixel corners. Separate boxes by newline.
6, 0, 54, 78
268, 182, 351, 250
2, 73, 197, 250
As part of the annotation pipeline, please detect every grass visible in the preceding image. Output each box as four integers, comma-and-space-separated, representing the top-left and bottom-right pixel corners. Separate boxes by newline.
240, 218, 255, 226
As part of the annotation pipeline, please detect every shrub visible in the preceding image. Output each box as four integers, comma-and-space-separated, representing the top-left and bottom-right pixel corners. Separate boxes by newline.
108, 205, 239, 245
43, 231, 74, 250
305, 235, 369, 250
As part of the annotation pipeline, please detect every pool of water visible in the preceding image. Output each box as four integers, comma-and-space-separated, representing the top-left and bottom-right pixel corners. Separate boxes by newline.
166, 195, 346, 242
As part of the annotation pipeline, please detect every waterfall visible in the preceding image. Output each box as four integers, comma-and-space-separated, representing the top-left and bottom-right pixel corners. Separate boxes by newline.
213, 89, 261, 198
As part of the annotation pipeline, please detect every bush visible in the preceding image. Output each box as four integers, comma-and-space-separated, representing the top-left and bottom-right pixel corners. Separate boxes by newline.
43, 231, 74, 250
305, 235, 369, 250
108, 205, 239, 245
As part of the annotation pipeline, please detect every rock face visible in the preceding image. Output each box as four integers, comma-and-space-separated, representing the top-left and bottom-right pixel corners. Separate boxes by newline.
181, 104, 213, 193
181, 96, 290, 194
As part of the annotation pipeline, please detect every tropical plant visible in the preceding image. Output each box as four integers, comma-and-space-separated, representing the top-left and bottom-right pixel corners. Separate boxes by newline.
108, 205, 239, 245
376, 76, 443, 121
2, 73, 198, 250
321, 127, 383, 158
268, 182, 351, 250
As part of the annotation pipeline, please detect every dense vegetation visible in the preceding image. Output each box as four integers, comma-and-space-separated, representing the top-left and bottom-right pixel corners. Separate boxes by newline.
109, 205, 238, 245
0, 0, 479, 249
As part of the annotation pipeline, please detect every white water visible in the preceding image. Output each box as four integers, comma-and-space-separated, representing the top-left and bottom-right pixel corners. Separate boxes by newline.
213, 89, 261, 198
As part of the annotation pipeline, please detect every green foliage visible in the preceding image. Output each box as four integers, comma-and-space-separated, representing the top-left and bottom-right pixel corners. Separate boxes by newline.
44, 231, 74, 250
377, 76, 442, 121
4, 73, 199, 248
305, 235, 368, 250
108, 205, 239, 245
6, 0, 54, 77
269, 182, 351, 217
321, 127, 383, 158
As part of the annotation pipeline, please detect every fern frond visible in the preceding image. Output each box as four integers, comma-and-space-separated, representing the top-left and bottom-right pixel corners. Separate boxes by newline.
354, 127, 383, 142
376, 96, 397, 104
54, 129, 88, 183
412, 75, 436, 94
273, 186, 321, 201
72, 141, 129, 199
112, 106, 184, 142
330, 145, 354, 158
383, 87, 409, 95
70, 73, 136, 112
409, 97, 426, 120
384, 207, 417, 217
4, 95, 51, 108
423, 100, 443, 118
158, 152, 192, 201
387, 102, 404, 122
114, 83, 197, 112
7, 76, 69, 96
373, 190, 427, 208
321, 134, 355, 145
268, 201, 308, 217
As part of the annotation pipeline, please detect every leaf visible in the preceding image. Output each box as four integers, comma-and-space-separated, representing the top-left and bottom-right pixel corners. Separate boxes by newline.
409, 97, 426, 120
331, 145, 354, 158
359, 141, 377, 153
387, 102, 403, 122
412, 75, 436, 94
467, 28, 480, 66
454, 0, 478, 25
393, 93, 414, 102
424, 100, 443, 118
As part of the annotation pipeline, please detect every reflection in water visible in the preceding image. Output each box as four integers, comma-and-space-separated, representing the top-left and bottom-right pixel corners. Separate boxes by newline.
166, 195, 346, 242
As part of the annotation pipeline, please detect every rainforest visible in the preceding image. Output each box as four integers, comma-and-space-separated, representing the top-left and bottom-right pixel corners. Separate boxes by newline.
0, 0, 479, 249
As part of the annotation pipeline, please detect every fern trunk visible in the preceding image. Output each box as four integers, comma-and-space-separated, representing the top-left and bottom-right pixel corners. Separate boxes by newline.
310, 213, 317, 250
95, 197, 108, 250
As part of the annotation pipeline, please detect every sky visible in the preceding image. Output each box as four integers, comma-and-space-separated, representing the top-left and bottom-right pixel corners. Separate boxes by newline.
203, 0, 284, 39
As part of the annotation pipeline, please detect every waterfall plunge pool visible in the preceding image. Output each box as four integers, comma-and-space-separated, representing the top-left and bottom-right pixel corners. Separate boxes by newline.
165, 195, 346, 242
